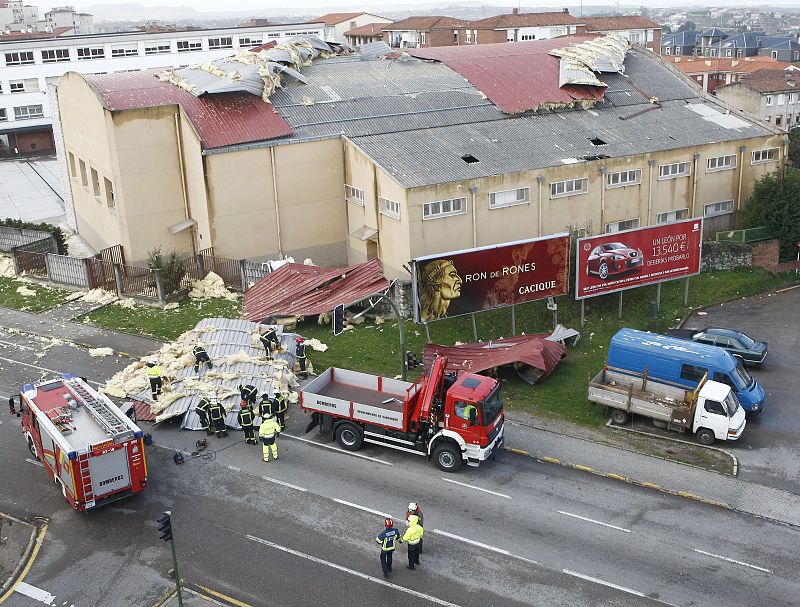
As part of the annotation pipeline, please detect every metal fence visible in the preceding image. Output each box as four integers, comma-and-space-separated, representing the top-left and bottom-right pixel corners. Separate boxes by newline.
715, 226, 771, 244
119, 264, 158, 300
0, 227, 54, 252
243, 260, 271, 289
199, 248, 242, 289
45, 254, 91, 288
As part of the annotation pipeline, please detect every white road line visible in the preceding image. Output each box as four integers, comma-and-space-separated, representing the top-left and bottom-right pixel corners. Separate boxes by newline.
0, 338, 35, 350
247, 534, 463, 607
263, 476, 307, 492
25, 458, 44, 467
332, 498, 393, 519
440, 477, 511, 499
282, 433, 393, 466
563, 570, 645, 597
0, 355, 102, 386
433, 528, 511, 555
15, 582, 57, 604
227, 465, 240, 471
692, 548, 772, 573
557, 511, 631, 533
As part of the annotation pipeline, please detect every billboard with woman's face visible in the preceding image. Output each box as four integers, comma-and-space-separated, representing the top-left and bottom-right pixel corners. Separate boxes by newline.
412, 234, 571, 323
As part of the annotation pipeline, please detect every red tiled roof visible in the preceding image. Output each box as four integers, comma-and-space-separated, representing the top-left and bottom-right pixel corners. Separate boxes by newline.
345, 22, 388, 37
664, 55, 792, 74
737, 68, 800, 93
582, 16, 661, 31
469, 11, 583, 29
384, 16, 468, 31
409, 36, 606, 114
312, 12, 368, 26
0, 26, 74, 40
84, 71, 293, 150
242, 258, 390, 321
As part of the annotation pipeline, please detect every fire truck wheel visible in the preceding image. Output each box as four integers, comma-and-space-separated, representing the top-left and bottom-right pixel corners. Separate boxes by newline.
433, 443, 463, 472
27, 437, 38, 459
335, 423, 363, 451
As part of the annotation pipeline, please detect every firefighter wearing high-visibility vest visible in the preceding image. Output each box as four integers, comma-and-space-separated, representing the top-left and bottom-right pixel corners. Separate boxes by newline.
259, 393, 273, 419
259, 412, 282, 462
238, 401, 257, 445
260, 327, 280, 358
375, 518, 401, 577
295, 337, 308, 378
192, 344, 213, 373
238, 384, 258, 408
195, 397, 214, 436
208, 398, 227, 438
274, 391, 288, 430
402, 514, 424, 570
145, 358, 162, 401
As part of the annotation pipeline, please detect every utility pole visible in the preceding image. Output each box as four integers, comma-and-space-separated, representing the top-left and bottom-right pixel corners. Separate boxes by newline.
158, 511, 184, 607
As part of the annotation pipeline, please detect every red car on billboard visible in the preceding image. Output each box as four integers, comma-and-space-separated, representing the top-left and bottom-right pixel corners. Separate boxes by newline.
586, 242, 644, 279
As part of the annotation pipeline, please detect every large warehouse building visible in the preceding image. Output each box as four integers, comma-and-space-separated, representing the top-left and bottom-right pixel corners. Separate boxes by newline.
54, 35, 784, 277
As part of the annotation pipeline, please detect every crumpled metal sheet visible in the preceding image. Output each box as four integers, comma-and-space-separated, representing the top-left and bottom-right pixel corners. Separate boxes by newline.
549, 33, 630, 87
360, 41, 393, 61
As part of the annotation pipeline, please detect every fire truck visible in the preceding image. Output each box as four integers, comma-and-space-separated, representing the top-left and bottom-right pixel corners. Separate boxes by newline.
301, 356, 505, 472
9, 374, 147, 510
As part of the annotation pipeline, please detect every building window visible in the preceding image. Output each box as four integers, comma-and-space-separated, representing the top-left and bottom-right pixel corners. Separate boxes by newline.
91, 168, 101, 199
489, 188, 529, 209
420, 32, 426, 45
521, 34, 536, 41
606, 218, 640, 233
344, 184, 365, 206
378, 197, 401, 220
771, 51, 779, 59
111, 44, 139, 57
9, 81, 25, 93
706, 155, 736, 172
726, 49, 732, 57
606, 169, 642, 188
104, 178, 115, 208
0, 108, 7, 122
778, 94, 786, 105
466, 31, 472, 44
77, 47, 105, 60
208, 37, 233, 50
41, 48, 70, 63
629, 32, 642, 44
550, 177, 588, 198
766, 95, 773, 106
68, 152, 76, 178
79, 159, 88, 188
4, 51, 34, 65
656, 208, 689, 223
665, 47, 672, 55
13, 105, 44, 120
177, 39, 202, 52
704, 200, 734, 217
423, 197, 467, 220
658, 162, 691, 179
776, 115, 783, 127
751, 148, 779, 164
45, 76, 60, 87
144, 43, 171, 55
238, 36, 261, 47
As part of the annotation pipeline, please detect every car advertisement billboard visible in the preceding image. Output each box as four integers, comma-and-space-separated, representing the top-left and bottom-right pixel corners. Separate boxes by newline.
575, 218, 703, 300
412, 233, 570, 323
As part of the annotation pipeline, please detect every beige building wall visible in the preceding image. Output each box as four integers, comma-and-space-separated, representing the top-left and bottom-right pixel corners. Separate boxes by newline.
179, 114, 211, 253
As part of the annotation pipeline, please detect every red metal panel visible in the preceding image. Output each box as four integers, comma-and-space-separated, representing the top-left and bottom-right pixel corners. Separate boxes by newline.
409, 37, 605, 114
86, 71, 293, 149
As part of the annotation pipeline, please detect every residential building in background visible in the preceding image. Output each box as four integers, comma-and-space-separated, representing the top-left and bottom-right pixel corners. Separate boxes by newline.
44, 6, 94, 35
582, 16, 662, 54
463, 9, 583, 44
312, 12, 392, 42
665, 55, 794, 93
661, 30, 702, 56
715, 68, 800, 131
344, 22, 388, 47
382, 16, 467, 48
664, 28, 800, 61
0, 0, 38, 32
0, 21, 324, 156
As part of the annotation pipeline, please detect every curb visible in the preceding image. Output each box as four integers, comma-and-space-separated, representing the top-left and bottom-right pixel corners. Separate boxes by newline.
152, 583, 251, 607
0, 515, 48, 604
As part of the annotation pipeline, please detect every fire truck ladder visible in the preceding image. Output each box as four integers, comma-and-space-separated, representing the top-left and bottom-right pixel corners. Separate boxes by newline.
65, 378, 128, 437
78, 452, 95, 507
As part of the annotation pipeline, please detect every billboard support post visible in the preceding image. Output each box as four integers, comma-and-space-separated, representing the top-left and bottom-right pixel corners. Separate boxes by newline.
580, 300, 585, 327
656, 282, 662, 312
424, 322, 431, 343
471, 313, 478, 341
618, 292, 623, 320
511, 304, 516, 336
684, 277, 690, 306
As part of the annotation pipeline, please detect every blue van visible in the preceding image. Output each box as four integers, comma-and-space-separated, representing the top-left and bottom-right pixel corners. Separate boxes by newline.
606, 329, 765, 415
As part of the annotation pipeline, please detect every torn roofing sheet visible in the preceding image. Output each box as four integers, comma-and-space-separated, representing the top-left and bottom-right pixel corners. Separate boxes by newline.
548, 33, 629, 74
423, 335, 567, 382
408, 36, 607, 113
242, 258, 390, 322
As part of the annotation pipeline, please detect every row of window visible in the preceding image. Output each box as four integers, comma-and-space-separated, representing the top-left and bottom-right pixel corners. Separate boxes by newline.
0, 104, 44, 121
765, 93, 799, 107
607, 202, 732, 233
68, 151, 115, 209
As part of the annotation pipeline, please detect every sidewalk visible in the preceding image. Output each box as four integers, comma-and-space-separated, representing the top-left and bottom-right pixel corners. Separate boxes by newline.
504, 417, 800, 529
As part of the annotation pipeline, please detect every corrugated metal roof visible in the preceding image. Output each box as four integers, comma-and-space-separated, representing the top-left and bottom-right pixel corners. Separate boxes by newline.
409, 37, 607, 113
85, 71, 293, 149
243, 258, 390, 322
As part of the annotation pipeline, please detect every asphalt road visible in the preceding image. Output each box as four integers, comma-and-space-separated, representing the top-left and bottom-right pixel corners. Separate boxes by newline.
1, 324, 800, 607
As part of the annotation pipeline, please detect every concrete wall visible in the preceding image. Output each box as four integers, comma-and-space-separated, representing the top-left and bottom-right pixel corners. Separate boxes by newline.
714, 84, 762, 117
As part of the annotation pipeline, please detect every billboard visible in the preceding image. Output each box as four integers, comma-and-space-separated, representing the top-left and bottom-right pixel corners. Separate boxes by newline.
575, 218, 703, 300
412, 234, 570, 322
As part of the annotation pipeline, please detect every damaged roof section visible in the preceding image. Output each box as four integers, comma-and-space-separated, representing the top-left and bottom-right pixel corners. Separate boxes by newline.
160, 36, 354, 103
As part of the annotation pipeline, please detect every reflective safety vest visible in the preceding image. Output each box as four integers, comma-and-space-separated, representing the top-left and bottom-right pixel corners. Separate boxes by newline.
261, 329, 278, 344
240, 385, 257, 401
147, 365, 162, 378
196, 398, 211, 415
402, 516, 424, 545
238, 407, 255, 427
376, 527, 401, 551
259, 397, 273, 418
259, 416, 282, 439
209, 402, 225, 421
274, 394, 288, 413
295, 343, 306, 359
193, 345, 207, 357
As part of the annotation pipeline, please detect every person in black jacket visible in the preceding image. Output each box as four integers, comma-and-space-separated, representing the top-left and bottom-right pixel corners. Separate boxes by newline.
192, 344, 213, 373
260, 327, 280, 358
295, 337, 308, 379
238, 401, 257, 445
195, 397, 214, 436
375, 518, 401, 577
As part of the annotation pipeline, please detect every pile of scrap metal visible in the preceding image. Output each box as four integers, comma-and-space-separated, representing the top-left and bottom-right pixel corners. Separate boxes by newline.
101, 317, 301, 430
159, 36, 354, 102
549, 33, 629, 89
423, 334, 567, 385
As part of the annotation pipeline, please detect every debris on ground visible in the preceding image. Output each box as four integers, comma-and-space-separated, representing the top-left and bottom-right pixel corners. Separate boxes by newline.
60, 226, 97, 258
89, 347, 114, 358
0, 255, 14, 278
187, 272, 239, 301
374, 315, 384, 325
80, 288, 118, 306
317, 312, 330, 325
304, 338, 328, 352
349, 314, 365, 325
114, 298, 137, 309
16, 285, 36, 297
164, 302, 179, 310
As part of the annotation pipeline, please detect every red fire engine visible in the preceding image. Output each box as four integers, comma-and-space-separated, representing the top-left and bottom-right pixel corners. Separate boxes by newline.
9, 374, 147, 510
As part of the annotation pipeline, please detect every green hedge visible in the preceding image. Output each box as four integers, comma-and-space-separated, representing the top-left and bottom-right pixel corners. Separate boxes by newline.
0, 219, 67, 255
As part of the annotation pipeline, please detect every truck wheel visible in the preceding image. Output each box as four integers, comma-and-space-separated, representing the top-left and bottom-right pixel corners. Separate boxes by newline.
598, 262, 609, 279
335, 423, 363, 451
696, 428, 715, 446
27, 437, 38, 459
610, 409, 630, 425
433, 444, 463, 472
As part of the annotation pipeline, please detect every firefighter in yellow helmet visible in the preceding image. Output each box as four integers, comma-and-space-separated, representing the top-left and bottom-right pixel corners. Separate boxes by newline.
145, 358, 162, 401
258, 410, 282, 462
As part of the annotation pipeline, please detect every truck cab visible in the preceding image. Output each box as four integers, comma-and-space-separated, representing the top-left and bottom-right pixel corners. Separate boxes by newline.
442, 375, 504, 467
693, 380, 746, 445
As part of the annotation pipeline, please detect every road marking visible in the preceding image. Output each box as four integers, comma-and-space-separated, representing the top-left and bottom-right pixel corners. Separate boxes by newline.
332, 498, 393, 519
227, 465, 241, 471
563, 570, 645, 597
246, 534, 463, 607
558, 511, 631, 533
0, 338, 35, 350
692, 548, 772, 573
262, 476, 307, 492
0, 522, 48, 604
25, 458, 44, 467
282, 433, 393, 466
195, 584, 253, 607
13, 583, 55, 604
0, 355, 102, 386
440, 477, 511, 499
433, 528, 510, 555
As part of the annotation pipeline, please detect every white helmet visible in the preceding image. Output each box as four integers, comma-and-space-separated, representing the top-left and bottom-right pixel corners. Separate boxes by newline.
408, 502, 417, 512
148, 357, 158, 365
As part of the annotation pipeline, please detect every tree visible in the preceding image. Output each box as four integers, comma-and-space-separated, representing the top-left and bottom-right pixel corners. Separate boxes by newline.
676, 21, 697, 33
789, 127, 800, 167
741, 169, 800, 260
147, 247, 186, 296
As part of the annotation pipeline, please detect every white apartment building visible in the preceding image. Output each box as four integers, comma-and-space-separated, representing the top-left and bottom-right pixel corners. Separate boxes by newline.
0, 0, 39, 32
0, 21, 324, 155
45, 6, 94, 35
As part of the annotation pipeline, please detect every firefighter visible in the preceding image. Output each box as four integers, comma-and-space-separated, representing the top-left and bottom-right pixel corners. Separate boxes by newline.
238, 384, 258, 408
195, 396, 214, 436
259, 393, 273, 419
145, 358, 162, 401
406, 502, 424, 554
258, 411, 282, 462
208, 397, 227, 438
238, 401, 257, 445
402, 514, 424, 570
192, 344, 213, 373
375, 518, 401, 577
273, 390, 288, 430
295, 337, 308, 378
259, 326, 280, 358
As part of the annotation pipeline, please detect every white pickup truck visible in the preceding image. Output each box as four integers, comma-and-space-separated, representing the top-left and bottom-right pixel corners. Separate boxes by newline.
587, 367, 746, 445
